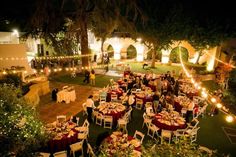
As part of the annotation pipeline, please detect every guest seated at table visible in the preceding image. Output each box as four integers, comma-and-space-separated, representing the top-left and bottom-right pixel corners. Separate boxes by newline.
51, 88, 58, 101
86, 95, 96, 123
152, 92, 161, 113
142, 75, 149, 86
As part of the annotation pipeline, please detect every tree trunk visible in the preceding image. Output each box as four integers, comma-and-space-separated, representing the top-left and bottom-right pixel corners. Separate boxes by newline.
80, 13, 90, 67
101, 37, 105, 64
195, 51, 202, 64
151, 46, 156, 68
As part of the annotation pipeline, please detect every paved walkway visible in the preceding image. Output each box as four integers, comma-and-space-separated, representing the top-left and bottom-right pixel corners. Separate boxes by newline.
36, 81, 101, 123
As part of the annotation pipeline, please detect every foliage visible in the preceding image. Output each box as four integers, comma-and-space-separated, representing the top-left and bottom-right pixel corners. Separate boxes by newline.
0, 74, 22, 88
170, 47, 189, 63
184, 62, 206, 74
127, 45, 137, 59
142, 139, 219, 157
0, 84, 48, 157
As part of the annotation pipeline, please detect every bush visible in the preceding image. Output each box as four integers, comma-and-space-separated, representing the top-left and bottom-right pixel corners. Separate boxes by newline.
0, 84, 48, 157
0, 74, 22, 87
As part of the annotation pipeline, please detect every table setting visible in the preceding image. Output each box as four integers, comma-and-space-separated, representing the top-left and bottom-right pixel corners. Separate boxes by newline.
100, 131, 141, 157
152, 110, 186, 131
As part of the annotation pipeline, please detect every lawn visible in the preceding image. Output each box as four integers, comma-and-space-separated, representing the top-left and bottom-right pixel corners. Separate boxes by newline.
74, 103, 236, 156
51, 62, 236, 156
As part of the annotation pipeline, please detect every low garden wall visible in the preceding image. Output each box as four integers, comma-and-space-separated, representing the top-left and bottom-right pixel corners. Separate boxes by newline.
24, 81, 50, 107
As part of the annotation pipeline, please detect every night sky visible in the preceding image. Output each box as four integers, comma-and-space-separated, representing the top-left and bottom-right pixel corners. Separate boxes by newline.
0, 0, 235, 32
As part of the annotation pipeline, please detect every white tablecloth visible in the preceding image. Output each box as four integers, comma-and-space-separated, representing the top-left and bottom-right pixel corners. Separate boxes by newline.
57, 89, 76, 104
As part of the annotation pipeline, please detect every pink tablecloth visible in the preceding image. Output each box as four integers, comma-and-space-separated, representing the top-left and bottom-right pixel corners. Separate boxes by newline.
152, 114, 186, 131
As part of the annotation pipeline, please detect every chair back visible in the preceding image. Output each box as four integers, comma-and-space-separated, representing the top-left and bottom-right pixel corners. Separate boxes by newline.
56, 115, 66, 123
87, 143, 96, 157
76, 117, 80, 125
83, 119, 90, 128
39, 152, 50, 157
53, 151, 67, 157
134, 130, 145, 143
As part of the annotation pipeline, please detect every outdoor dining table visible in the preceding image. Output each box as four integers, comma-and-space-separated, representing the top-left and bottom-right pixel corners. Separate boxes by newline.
95, 102, 126, 125
106, 89, 123, 102
152, 112, 186, 131
100, 131, 141, 157
44, 122, 80, 153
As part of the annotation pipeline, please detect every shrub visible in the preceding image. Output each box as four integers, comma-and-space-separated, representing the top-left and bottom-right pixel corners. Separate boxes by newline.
0, 84, 48, 157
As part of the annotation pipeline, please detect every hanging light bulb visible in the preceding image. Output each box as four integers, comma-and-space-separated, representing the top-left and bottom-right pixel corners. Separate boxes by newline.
211, 97, 216, 103
226, 115, 234, 123
216, 103, 222, 109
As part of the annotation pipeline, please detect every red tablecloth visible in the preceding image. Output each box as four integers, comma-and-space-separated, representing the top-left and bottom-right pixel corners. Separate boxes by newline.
135, 94, 153, 105
152, 114, 186, 131
174, 101, 199, 114
102, 110, 126, 125
106, 89, 123, 102
46, 123, 79, 153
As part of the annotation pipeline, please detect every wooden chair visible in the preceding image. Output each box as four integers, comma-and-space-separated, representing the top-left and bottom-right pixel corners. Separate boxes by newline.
82, 103, 88, 116
56, 115, 66, 123
133, 130, 145, 144
76, 117, 80, 126
103, 115, 113, 129
69, 141, 84, 157
96, 113, 103, 126
87, 143, 96, 157
53, 151, 67, 157
147, 123, 159, 140
111, 94, 118, 102
136, 98, 143, 110
39, 152, 50, 157
117, 118, 128, 134
161, 130, 172, 144
142, 113, 152, 128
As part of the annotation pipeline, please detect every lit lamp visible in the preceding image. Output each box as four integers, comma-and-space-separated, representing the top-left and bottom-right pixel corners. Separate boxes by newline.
211, 97, 216, 103
216, 103, 222, 109
226, 115, 234, 123
113, 38, 121, 60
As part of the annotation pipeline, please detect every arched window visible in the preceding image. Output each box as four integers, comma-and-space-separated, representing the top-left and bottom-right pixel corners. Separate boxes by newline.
126, 45, 137, 59
107, 45, 114, 58
169, 47, 189, 63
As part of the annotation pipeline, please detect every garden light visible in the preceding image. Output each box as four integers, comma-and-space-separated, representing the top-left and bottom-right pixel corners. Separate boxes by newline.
226, 115, 234, 123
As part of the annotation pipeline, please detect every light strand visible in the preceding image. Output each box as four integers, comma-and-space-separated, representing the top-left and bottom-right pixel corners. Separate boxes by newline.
179, 47, 235, 123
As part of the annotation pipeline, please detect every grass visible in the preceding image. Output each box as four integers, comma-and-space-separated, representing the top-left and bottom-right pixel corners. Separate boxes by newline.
197, 111, 236, 156
75, 103, 236, 156
50, 61, 236, 156
117, 62, 182, 75
51, 73, 120, 88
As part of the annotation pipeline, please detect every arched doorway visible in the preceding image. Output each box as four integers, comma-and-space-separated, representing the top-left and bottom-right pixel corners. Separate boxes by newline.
169, 47, 189, 63
127, 45, 137, 59
106, 45, 114, 58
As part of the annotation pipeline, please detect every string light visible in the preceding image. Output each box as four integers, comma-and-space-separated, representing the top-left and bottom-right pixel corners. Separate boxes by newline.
179, 46, 235, 123
226, 115, 234, 123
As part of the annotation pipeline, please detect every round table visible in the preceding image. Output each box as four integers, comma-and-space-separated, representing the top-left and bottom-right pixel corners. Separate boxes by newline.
44, 122, 79, 153
152, 111, 186, 131
96, 102, 126, 124
100, 131, 141, 157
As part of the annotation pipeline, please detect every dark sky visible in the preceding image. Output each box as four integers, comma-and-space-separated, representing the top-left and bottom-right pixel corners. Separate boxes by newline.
0, 0, 235, 32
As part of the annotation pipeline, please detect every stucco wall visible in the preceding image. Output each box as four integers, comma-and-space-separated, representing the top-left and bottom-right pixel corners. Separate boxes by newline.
0, 44, 33, 73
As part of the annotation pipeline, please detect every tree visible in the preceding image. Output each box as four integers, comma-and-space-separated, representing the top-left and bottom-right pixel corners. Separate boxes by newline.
0, 84, 48, 157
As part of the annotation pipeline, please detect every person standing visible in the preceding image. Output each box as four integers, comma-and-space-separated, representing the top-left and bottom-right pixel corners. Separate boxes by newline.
86, 95, 96, 123
83, 69, 90, 84
186, 97, 195, 123
90, 69, 96, 86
